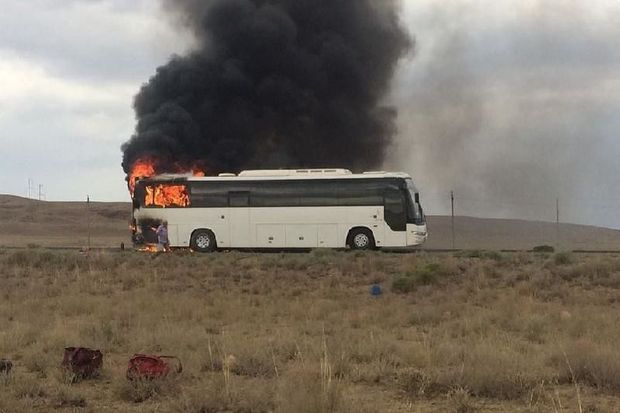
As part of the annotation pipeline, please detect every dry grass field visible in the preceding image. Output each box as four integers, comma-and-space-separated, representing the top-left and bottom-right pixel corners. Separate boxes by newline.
1, 249, 620, 412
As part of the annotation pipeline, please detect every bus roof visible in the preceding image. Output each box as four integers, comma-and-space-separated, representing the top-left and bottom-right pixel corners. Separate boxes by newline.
142, 169, 413, 183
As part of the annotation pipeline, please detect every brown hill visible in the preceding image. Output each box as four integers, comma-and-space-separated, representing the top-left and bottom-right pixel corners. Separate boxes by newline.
1, 195, 619, 250
0, 195, 131, 248
425, 215, 620, 251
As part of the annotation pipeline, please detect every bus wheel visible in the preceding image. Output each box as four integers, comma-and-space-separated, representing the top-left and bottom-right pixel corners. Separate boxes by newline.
191, 230, 217, 253
348, 228, 375, 250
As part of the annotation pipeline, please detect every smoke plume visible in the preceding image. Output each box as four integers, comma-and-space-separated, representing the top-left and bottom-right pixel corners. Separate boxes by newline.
388, 1, 620, 228
121, 0, 411, 176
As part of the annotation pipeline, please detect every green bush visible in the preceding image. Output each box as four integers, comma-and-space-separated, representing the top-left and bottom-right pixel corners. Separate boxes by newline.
533, 245, 555, 253
414, 263, 441, 286
459, 250, 483, 258
457, 250, 503, 261
392, 276, 416, 293
393, 263, 447, 293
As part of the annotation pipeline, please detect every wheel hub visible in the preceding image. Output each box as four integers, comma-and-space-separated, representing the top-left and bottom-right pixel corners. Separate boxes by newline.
196, 235, 210, 249
354, 233, 369, 248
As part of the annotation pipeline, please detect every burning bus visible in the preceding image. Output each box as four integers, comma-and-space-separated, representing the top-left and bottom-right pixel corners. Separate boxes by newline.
120, 0, 416, 252
130, 168, 427, 252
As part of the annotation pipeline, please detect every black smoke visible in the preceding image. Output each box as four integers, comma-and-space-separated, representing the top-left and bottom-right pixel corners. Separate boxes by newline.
121, 0, 412, 176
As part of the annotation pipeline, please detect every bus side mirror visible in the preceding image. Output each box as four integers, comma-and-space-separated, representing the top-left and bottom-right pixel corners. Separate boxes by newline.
415, 193, 420, 203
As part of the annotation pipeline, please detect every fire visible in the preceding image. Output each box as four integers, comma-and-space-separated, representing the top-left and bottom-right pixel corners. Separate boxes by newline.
127, 157, 206, 208
145, 184, 191, 208
139, 244, 161, 253
128, 158, 156, 195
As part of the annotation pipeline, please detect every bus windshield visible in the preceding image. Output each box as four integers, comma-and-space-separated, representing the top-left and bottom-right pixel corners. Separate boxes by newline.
405, 179, 425, 224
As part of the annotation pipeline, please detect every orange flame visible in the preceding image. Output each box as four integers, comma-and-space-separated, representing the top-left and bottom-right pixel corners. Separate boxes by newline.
145, 184, 191, 208
139, 244, 161, 253
128, 158, 156, 195
128, 158, 206, 208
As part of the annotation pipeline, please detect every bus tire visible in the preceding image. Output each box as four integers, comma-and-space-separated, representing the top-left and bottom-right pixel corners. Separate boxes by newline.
348, 228, 375, 250
190, 229, 217, 253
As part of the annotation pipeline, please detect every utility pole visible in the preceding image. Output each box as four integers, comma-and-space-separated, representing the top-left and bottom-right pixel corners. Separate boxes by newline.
556, 197, 560, 250
87, 195, 91, 251
451, 190, 455, 250
38, 185, 43, 201
27, 178, 33, 199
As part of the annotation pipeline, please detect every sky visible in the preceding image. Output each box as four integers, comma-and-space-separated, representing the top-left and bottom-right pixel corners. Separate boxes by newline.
1, 0, 619, 228
386, 0, 620, 228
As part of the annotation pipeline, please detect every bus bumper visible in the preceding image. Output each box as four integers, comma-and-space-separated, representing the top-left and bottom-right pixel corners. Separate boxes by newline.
407, 224, 428, 246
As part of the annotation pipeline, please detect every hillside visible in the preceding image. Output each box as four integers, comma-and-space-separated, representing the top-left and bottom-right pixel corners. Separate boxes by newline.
425, 215, 620, 251
0, 195, 131, 248
1, 194, 620, 250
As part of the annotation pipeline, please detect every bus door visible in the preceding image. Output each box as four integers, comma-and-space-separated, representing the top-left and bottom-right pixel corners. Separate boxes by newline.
383, 189, 407, 247
228, 191, 252, 248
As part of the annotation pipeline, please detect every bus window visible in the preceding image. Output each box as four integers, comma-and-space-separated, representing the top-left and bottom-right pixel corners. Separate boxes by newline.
229, 191, 250, 207
190, 182, 230, 207
250, 182, 300, 207
405, 179, 425, 225
296, 181, 339, 206
384, 190, 407, 231
337, 180, 384, 206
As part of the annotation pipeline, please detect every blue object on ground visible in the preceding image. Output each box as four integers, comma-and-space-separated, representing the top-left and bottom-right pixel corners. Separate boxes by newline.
370, 284, 383, 297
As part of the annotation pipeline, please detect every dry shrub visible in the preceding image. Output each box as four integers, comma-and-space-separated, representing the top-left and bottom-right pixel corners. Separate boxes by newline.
557, 340, 620, 392
407, 304, 445, 327
452, 348, 541, 399
554, 257, 619, 284
393, 262, 452, 293
510, 252, 535, 265
231, 352, 278, 378
276, 364, 344, 413
171, 377, 275, 413
448, 387, 478, 413
392, 276, 416, 293
199, 336, 295, 379
400, 369, 449, 399
553, 252, 575, 266
332, 333, 404, 384
117, 377, 180, 403
21, 350, 54, 379
52, 388, 87, 408
11, 375, 47, 400
79, 319, 126, 349
350, 358, 400, 385
0, 396, 23, 413
404, 342, 545, 401
458, 250, 503, 262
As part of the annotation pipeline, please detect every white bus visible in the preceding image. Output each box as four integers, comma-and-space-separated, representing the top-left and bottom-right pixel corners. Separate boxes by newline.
131, 169, 427, 251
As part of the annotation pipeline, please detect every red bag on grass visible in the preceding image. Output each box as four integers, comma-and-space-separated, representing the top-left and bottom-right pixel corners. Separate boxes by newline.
126, 354, 182, 380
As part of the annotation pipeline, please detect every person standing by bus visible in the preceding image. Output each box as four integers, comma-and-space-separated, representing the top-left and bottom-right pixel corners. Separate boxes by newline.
155, 221, 170, 252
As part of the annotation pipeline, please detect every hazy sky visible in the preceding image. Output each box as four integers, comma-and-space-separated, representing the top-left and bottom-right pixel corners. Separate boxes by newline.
1, 0, 619, 228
